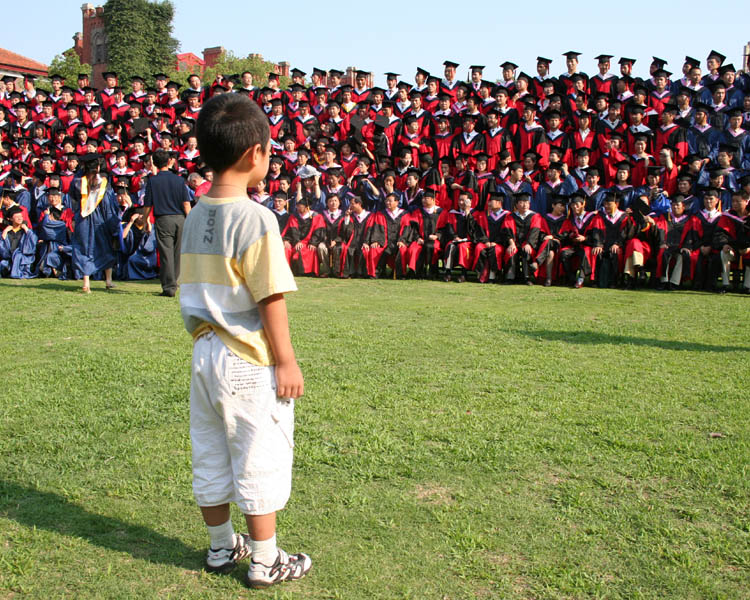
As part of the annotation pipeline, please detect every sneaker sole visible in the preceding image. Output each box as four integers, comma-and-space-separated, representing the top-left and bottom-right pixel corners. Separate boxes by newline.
206, 560, 238, 575
244, 565, 312, 588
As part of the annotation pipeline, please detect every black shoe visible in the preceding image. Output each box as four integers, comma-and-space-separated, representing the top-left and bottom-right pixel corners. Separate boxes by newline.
716, 286, 729, 295
160, 290, 176, 297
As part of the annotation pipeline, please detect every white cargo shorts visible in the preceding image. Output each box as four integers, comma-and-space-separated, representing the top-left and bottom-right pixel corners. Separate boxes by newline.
189, 331, 294, 515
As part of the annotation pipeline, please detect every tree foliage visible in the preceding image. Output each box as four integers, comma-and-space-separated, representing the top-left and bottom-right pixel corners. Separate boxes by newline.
45, 49, 91, 91
167, 51, 290, 90
103, 0, 179, 85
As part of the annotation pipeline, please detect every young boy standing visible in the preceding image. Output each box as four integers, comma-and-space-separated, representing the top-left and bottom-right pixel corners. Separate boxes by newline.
179, 93, 311, 588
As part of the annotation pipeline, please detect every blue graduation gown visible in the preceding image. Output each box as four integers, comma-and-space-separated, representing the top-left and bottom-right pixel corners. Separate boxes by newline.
69, 177, 120, 278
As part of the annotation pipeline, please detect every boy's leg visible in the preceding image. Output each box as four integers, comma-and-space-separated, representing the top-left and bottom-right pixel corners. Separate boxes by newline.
245, 511, 311, 589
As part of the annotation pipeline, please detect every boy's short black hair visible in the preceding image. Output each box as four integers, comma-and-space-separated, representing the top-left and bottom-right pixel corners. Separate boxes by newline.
196, 93, 270, 174
152, 149, 170, 169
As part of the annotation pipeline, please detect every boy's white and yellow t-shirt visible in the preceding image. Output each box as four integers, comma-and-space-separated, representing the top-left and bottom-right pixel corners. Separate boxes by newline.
179, 195, 297, 366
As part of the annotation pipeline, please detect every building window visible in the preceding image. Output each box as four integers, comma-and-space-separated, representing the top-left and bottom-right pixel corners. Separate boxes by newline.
92, 31, 107, 64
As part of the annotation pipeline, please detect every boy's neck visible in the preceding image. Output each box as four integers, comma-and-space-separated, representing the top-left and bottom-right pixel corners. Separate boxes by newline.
210, 170, 253, 198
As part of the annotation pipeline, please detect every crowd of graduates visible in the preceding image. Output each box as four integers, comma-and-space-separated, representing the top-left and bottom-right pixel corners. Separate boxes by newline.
1, 49, 750, 292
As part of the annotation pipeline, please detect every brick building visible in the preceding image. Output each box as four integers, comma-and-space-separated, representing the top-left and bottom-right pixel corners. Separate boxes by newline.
0, 47, 48, 82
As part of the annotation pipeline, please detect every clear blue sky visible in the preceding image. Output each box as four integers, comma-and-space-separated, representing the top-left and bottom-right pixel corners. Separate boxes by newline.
5, 0, 749, 86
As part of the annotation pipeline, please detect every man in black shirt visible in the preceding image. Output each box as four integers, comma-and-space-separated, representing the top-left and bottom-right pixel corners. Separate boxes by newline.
143, 149, 191, 296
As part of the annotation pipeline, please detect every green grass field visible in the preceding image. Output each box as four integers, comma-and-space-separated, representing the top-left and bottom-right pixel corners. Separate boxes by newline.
0, 278, 748, 599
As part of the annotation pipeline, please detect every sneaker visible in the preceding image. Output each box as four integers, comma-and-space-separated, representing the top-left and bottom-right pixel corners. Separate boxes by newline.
206, 533, 251, 574
245, 548, 312, 588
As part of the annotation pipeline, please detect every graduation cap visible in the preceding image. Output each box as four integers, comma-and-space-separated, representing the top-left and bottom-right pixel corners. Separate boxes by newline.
615, 160, 632, 170
683, 56, 701, 69
585, 166, 601, 178
718, 63, 736, 76
675, 86, 696, 98
517, 72, 533, 84
647, 166, 663, 178
312, 67, 327, 78
574, 147, 591, 156
373, 114, 389, 128
267, 72, 279, 80
49, 73, 65, 82
166, 81, 181, 90
290, 68, 306, 78
550, 193, 568, 206
651, 57, 668, 68
562, 51, 581, 59
415, 67, 430, 78
289, 83, 306, 93
547, 161, 565, 171
470, 65, 485, 73
131, 75, 145, 84
523, 150, 541, 160
693, 102, 714, 114
442, 61, 459, 69
718, 143, 739, 154
513, 192, 532, 204
384, 72, 400, 79
355, 70, 370, 78
422, 188, 436, 198
536, 56, 552, 64
652, 69, 672, 79
407, 88, 423, 99
707, 50, 726, 64
708, 80, 727, 91
594, 54, 613, 62
727, 107, 743, 119
77, 73, 90, 80
661, 103, 679, 114
500, 61, 518, 70
102, 71, 117, 79
153, 73, 168, 80
4, 205, 23, 219
328, 68, 344, 78
81, 152, 100, 164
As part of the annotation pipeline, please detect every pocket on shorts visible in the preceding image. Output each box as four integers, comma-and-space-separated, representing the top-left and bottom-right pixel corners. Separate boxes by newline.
272, 399, 295, 449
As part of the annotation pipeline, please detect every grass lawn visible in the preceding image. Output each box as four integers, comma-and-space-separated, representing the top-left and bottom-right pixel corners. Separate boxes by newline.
0, 277, 748, 599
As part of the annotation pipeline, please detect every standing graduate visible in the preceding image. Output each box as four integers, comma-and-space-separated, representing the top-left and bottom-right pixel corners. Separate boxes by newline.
439, 191, 483, 282
286, 197, 326, 277
404, 189, 442, 278
559, 194, 600, 287
500, 192, 545, 284
684, 188, 723, 290
362, 192, 405, 279
590, 192, 629, 287
713, 190, 750, 294
69, 153, 119, 291
36, 187, 74, 279
339, 194, 375, 278
654, 195, 693, 290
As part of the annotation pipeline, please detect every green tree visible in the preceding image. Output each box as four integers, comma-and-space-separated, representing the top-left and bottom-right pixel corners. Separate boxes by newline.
103, 0, 179, 88
168, 51, 290, 90
44, 49, 91, 91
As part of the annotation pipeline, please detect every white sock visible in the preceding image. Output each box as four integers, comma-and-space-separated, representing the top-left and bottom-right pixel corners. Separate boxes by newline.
251, 534, 277, 565
207, 520, 235, 550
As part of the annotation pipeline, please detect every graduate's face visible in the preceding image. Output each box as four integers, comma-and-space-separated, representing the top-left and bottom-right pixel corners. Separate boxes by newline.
729, 116, 742, 129
422, 195, 435, 208
579, 115, 590, 129
537, 62, 548, 76
577, 153, 589, 167
566, 57, 578, 72
398, 88, 408, 101
671, 201, 685, 216
273, 196, 287, 211
731, 195, 748, 214
604, 200, 617, 214
689, 68, 701, 84
471, 71, 482, 83
599, 60, 610, 73
704, 194, 718, 210
356, 76, 366, 88
595, 98, 608, 112
586, 173, 599, 187
385, 196, 398, 211
10, 212, 24, 227
427, 81, 438, 94
444, 66, 456, 80
677, 180, 691, 194
406, 175, 418, 188
327, 196, 340, 211
620, 62, 632, 76
654, 76, 667, 90
523, 156, 535, 170
547, 116, 560, 130
707, 57, 720, 72
712, 88, 725, 103
616, 168, 629, 182
571, 201, 585, 215
515, 198, 530, 212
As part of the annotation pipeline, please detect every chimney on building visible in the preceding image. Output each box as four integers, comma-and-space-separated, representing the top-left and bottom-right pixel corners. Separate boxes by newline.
202, 46, 224, 69
278, 61, 289, 77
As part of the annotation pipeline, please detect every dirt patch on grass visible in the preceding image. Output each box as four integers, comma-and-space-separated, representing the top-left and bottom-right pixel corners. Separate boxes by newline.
414, 483, 455, 505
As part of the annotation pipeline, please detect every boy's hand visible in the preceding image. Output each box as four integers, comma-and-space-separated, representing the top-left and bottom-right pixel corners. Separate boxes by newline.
275, 360, 304, 399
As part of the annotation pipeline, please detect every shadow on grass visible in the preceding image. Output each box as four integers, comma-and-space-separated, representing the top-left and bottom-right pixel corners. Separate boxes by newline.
0, 480, 202, 570
0, 280, 160, 293
517, 329, 749, 353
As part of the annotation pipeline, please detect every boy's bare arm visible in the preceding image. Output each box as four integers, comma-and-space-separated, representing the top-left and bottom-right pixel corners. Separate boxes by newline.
258, 293, 304, 399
